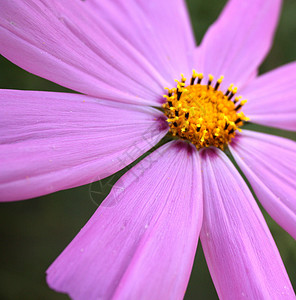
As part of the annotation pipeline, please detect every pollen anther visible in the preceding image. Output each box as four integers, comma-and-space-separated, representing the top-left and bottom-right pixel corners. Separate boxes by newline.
163, 70, 249, 150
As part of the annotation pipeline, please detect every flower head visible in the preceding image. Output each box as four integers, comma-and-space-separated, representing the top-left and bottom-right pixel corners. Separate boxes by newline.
163, 72, 248, 149
0, 0, 295, 299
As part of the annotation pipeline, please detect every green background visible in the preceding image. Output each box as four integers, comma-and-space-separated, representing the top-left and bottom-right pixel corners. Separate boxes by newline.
0, 1, 296, 299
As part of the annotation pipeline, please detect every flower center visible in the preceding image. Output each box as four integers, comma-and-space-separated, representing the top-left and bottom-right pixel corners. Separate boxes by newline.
162, 70, 249, 150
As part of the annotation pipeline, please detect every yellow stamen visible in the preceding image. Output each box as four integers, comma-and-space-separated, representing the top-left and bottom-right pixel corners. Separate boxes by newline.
217, 76, 224, 84
163, 70, 249, 150
181, 73, 186, 83
197, 73, 203, 80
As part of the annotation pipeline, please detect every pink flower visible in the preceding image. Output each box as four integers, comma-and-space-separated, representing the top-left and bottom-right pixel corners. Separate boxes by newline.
0, 0, 295, 299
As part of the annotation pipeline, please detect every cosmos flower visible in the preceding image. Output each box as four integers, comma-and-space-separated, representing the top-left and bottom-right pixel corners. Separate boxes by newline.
0, 0, 295, 299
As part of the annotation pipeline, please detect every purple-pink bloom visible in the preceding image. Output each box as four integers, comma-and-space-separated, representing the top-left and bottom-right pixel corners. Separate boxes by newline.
0, 0, 295, 299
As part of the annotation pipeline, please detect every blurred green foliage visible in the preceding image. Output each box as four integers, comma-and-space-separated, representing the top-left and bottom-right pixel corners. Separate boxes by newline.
0, 1, 295, 299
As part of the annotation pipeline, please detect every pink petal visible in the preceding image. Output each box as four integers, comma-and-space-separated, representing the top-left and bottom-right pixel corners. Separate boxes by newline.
200, 147, 294, 299
241, 62, 296, 131
85, 0, 195, 82
195, 0, 282, 90
47, 141, 203, 300
0, 0, 194, 106
229, 130, 296, 240
0, 90, 168, 202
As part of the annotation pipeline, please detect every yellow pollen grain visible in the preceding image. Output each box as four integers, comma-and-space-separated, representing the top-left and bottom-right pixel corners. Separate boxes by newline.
162, 71, 249, 150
